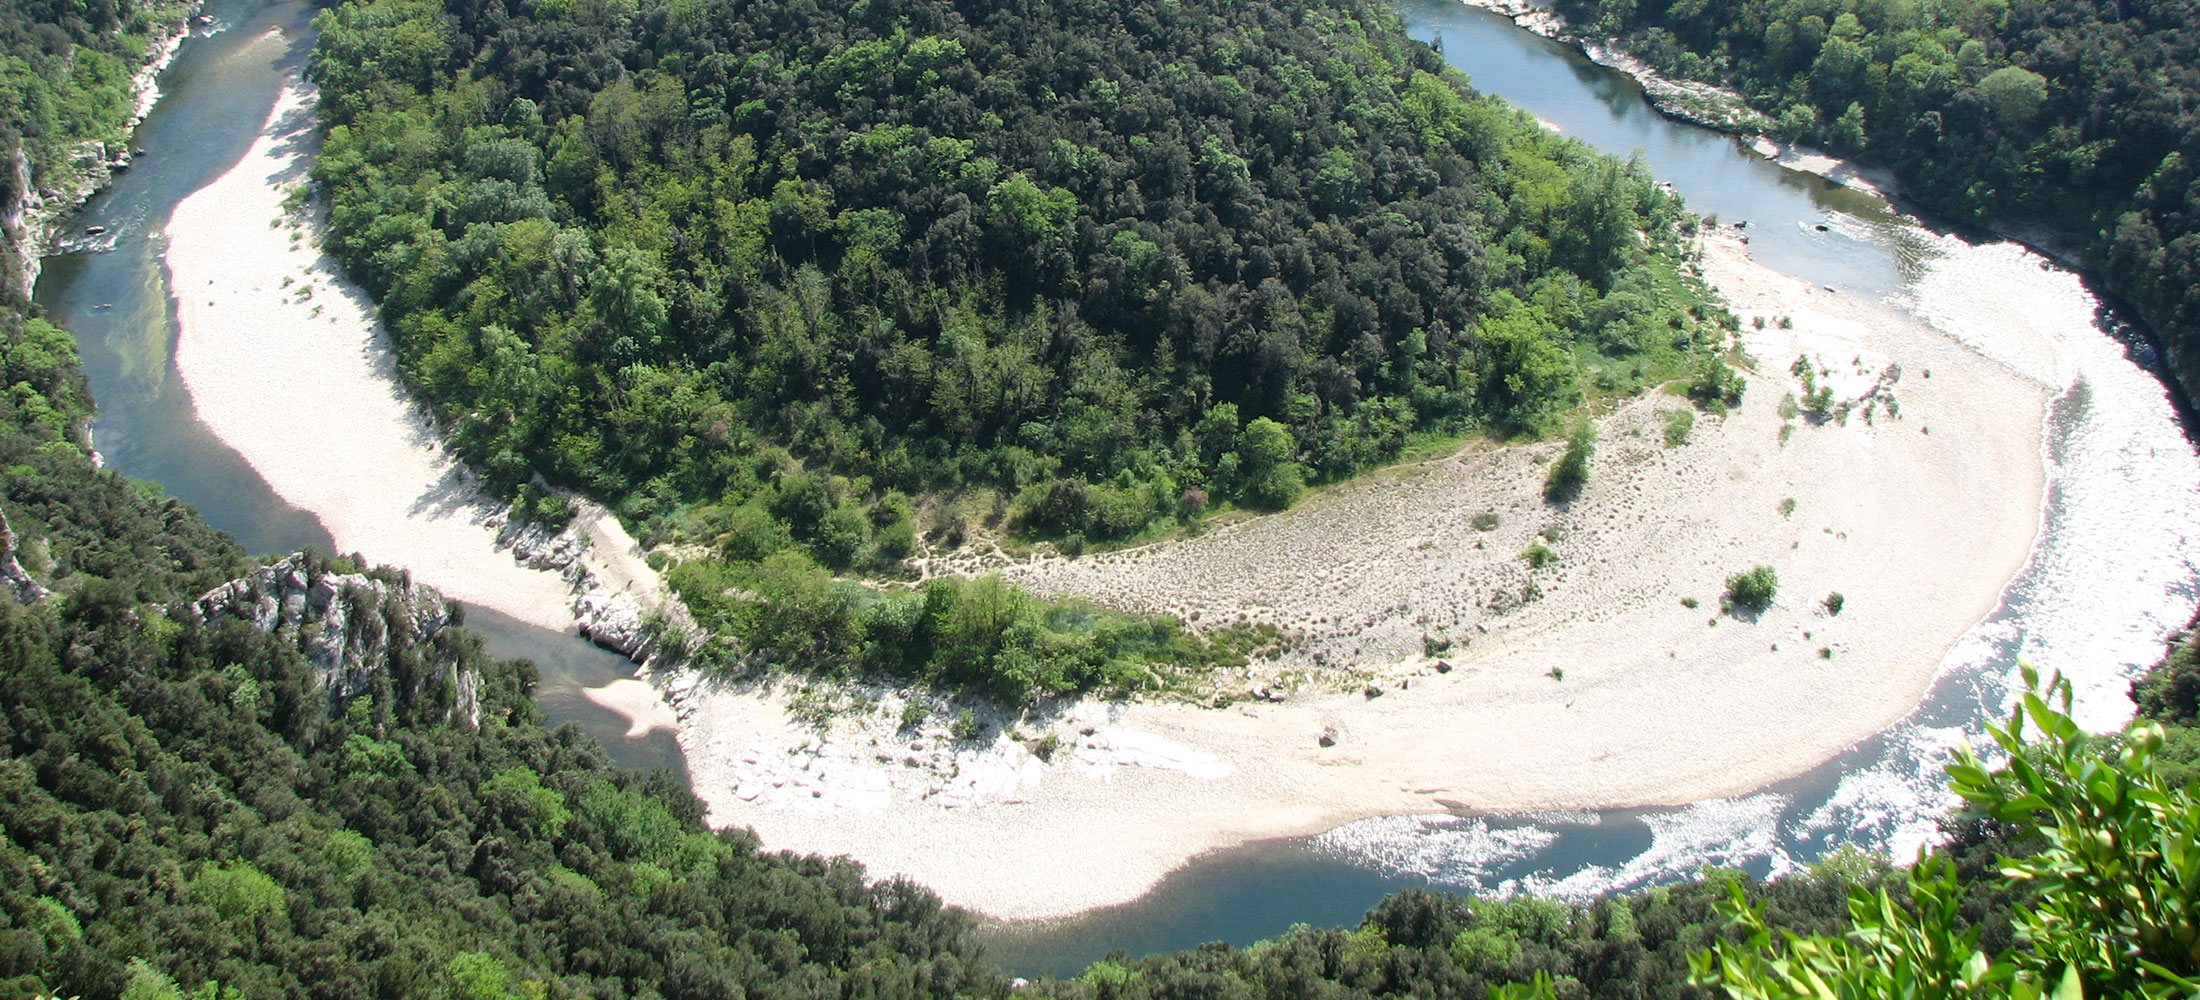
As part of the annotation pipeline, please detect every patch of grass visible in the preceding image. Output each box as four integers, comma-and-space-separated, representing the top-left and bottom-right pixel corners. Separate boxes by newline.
1779, 497, 1797, 518
1680, 596, 1700, 609
1522, 542, 1555, 568
1471, 511, 1502, 532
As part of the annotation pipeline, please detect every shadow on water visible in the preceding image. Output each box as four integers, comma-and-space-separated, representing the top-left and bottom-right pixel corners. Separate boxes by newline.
461, 604, 691, 781
986, 814, 1658, 977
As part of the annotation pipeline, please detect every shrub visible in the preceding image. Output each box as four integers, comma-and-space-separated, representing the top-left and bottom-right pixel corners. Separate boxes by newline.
1664, 408, 1695, 447
1689, 356, 1746, 412
1778, 497, 1797, 518
949, 708, 983, 741
1824, 591, 1845, 615
1544, 423, 1596, 502
1522, 543, 1555, 568
1724, 565, 1779, 613
1471, 511, 1501, 531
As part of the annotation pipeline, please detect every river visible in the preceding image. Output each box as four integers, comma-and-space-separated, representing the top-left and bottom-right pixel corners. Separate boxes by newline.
31, 0, 2200, 978
32, 0, 687, 779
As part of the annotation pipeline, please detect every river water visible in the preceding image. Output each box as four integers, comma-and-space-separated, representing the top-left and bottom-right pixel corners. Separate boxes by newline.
31, 0, 2200, 978
32, 0, 686, 778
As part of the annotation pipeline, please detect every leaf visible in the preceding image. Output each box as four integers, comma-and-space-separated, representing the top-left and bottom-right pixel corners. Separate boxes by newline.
2051, 963, 2083, 1000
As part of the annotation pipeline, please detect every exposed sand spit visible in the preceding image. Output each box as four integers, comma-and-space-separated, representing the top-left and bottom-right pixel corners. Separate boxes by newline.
165, 69, 660, 635
676, 230, 2048, 920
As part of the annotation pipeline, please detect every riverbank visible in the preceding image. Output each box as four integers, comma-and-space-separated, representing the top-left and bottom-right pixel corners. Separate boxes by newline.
1451, 0, 1909, 201
165, 68, 669, 643
7, 1, 199, 299
671, 228, 2050, 921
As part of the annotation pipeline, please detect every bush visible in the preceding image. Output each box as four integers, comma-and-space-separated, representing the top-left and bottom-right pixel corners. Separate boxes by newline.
1664, 408, 1695, 447
1522, 543, 1555, 568
1689, 356, 1746, 412
1824, 591, 1845, 615
1544, 423, 1596, 502
949, 709, 983, 741
1724, 565, 1779, 613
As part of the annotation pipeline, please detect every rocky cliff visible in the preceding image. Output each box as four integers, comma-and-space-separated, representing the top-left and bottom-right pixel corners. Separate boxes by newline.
186, 552, 480, 725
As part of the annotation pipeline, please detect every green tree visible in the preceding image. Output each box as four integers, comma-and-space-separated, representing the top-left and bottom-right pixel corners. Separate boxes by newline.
1237, 417, 1306, 510
1696, 669, 2200, 998
188, 861, 286, 924
1545, 421, 1596, 501
1724, 565, 1778, 613
1978, 66, 2049, 132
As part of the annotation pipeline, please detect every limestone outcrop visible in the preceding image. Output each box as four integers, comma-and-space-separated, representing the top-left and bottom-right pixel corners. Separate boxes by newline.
186, 553, 479, 725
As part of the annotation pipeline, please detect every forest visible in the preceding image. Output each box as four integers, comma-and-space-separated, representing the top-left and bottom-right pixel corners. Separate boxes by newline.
305, 0, 1753, 701
307, 0, 1734, 562
1548, 0, 2200, 404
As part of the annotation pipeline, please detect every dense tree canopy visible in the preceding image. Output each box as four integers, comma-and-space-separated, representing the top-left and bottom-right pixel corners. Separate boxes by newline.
308, 0, 1732, 557
0, 269, 999, 1000
1552, 0, 2200, 405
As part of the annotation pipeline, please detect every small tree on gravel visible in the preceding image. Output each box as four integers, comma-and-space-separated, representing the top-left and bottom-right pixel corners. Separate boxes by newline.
1724, 565, 1779, 614
1544, 422, 1596, 502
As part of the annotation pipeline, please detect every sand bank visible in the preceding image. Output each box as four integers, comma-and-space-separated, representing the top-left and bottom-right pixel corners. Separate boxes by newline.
675, 230, 2049, 921
165, 70, 659, 635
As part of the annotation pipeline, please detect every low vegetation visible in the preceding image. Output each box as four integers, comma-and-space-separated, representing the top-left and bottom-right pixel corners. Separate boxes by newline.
1663, 407, 1695, 446
1543, 423, 1597, 502
1724, 564, 1779, 613
668, 552, 1287, 703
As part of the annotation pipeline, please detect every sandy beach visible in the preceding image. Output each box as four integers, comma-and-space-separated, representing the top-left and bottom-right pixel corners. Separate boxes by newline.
165, 68, 653, 637
673, 229, 2049, 920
